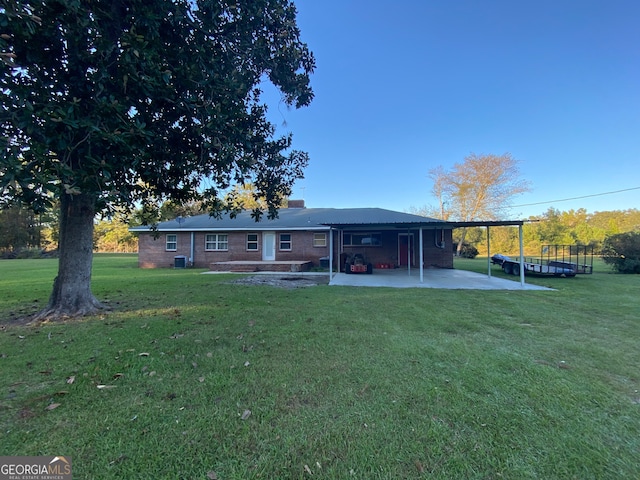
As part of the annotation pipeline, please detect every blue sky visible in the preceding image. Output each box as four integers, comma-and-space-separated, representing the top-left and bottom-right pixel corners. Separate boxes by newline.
263, 0, 640, 219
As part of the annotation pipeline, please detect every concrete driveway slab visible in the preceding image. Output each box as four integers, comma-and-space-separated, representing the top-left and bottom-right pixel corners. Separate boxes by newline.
329, 268, 552, 290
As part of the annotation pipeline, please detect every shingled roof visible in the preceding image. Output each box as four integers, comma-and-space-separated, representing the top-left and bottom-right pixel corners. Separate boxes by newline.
130, 207, 450, 232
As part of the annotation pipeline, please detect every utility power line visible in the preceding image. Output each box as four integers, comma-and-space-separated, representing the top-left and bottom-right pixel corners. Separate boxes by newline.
512, 186, 640, 208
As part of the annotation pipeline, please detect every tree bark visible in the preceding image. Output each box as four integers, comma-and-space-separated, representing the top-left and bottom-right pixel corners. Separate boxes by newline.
456, 227, 468, 256
33, 192, 104, 321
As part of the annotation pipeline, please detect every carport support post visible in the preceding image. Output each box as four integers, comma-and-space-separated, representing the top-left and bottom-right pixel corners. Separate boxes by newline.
329, 227, 334, 277
518, 224, 525, 286
487, 226, 491, 278
407, 228, 411, 276
419, 228, 424, 283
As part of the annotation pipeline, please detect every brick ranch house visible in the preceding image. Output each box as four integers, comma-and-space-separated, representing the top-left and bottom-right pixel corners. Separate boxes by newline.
130, 201, 454, 273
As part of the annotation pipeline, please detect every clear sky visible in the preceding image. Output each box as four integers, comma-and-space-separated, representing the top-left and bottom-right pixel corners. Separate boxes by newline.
263, 0, 640, 219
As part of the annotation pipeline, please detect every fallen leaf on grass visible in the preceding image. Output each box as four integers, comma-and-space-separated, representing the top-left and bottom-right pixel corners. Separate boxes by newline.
109, 454, 127, 465
415, 460, 425, 473
206, 352, 213, 358
244, 361, 250, 367
46, 403, 61, 411
198, 377, 205, 383
534, 359, 552, 366
241, 409, 251, 420
66, 376, 75, 384
113, 373, 124, 380
304, 464, 313, 475
139, 352, 150, 357
207, 471, 218, 480
97, 385, 116, 389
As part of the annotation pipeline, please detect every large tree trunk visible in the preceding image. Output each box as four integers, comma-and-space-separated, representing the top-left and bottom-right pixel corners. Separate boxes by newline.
33, 193, 104, 321
455, 227, 468, 256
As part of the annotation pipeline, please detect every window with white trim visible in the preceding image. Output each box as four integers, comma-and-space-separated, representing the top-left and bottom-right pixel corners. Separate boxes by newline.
313, 233, 327, 247
246, 233, 259, 251
279, 233, 292, 251
166, 234, 177, 251
205, 234, 228, 251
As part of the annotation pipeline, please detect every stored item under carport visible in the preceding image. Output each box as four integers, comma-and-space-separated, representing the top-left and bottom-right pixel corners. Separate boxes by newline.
344, 253, 373, 274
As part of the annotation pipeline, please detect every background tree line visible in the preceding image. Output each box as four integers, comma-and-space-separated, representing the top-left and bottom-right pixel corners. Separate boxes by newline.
458, 207, 640, 257
0, 184, 286, 256
2, 202, 638, 257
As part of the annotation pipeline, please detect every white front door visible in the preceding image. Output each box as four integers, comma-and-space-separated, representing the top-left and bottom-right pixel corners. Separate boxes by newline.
262, 232, 276, 261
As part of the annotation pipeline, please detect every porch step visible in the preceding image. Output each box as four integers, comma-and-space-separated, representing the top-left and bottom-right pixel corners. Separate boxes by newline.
209, 261, 313, 273
229, 265, 259, 272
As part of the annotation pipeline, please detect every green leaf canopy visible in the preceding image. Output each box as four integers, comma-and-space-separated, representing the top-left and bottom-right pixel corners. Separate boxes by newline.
1, 0, 315, 218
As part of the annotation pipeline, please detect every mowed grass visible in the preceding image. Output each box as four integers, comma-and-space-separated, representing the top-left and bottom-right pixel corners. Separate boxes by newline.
0, 254, 639, 479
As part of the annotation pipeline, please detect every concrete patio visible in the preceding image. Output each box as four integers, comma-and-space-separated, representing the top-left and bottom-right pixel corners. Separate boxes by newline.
204, 267, 552, 290
329, 267, 552, 290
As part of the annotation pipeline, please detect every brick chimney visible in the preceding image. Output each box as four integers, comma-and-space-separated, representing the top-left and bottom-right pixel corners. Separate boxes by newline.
287, 199, 305, 209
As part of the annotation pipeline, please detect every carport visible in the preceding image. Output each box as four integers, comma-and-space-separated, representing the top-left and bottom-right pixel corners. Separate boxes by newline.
451, 220, 528, 287
324, 217, 530, 289
322, 213, 451, 281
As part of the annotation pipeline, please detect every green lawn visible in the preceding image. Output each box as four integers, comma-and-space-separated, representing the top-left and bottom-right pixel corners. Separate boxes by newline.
1, 255, 639, 479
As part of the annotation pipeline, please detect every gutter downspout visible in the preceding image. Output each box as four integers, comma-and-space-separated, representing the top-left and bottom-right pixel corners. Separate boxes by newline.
190, 232, 195, 267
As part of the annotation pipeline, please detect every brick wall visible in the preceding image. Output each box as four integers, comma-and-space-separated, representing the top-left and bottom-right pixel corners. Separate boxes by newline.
136, 228, 454, 269
137, 230, 330, 268
423, 229, 454, 268
137, 232, 193, 268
